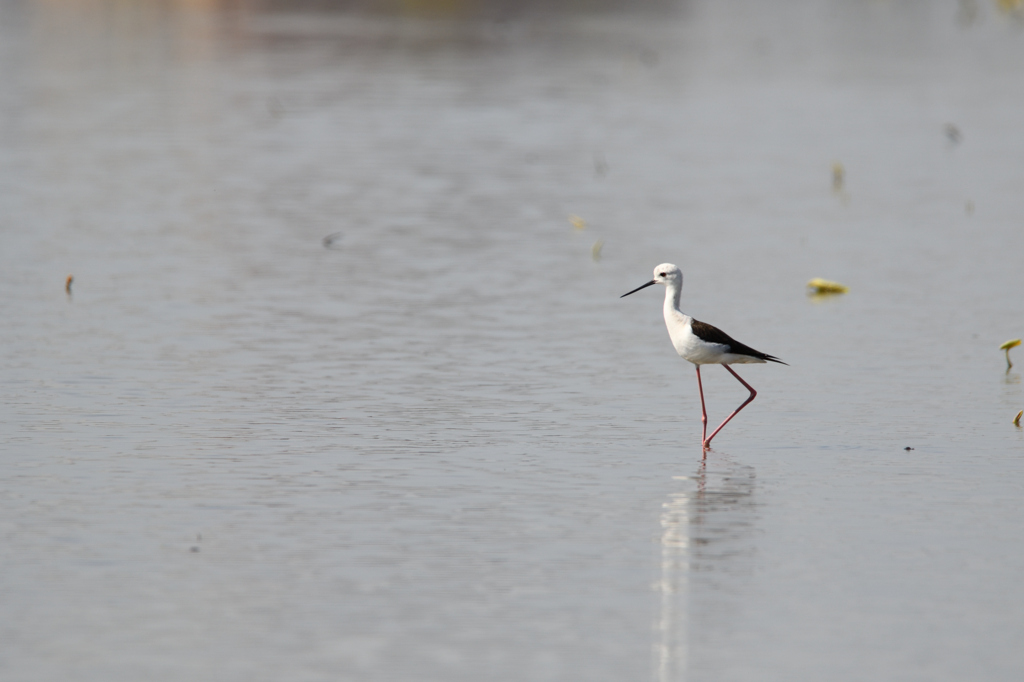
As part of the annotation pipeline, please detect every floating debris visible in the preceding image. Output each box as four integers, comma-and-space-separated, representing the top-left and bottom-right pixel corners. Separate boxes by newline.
904, 446, 915, 451
322, 232, 344, 249
1000, 338, 1021, 371
569, 215, 587, 231
957, 0, 978, 26
591, 239, 604, 262
1014, 410, 1023, 427
65, 274, 73, 295
944, 123, 962, 144
637, 47, 659, 68
267, 97, 284, 119
831, 162, 845, 191
807, 278, 849, 295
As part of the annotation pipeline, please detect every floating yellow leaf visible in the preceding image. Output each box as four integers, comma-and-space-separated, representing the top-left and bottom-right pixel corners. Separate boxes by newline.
569, 215, 587, 231
591, 240, 604, 262
1014, 410, 1023, 427
831, 162, 844, 191
1001, 339, 1021, 371
807, 278, 849, 294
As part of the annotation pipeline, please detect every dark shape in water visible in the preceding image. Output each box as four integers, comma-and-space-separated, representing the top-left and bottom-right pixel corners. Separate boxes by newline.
323, 232, 344, 249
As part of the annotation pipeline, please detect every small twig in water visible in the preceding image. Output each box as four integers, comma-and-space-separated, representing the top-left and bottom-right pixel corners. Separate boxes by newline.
1000, 339, 1021, 372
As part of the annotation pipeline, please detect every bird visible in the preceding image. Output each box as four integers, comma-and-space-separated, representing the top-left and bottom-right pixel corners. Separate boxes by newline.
621, 263, 786, 450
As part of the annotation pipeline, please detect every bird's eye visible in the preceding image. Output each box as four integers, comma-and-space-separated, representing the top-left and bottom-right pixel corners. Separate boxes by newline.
658, 272, 666, 277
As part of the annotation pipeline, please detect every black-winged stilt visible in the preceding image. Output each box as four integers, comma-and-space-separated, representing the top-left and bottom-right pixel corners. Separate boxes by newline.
621, 263, 786, 450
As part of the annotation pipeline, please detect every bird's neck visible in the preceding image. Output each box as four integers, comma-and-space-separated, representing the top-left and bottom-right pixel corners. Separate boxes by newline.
663, 283, 684, 318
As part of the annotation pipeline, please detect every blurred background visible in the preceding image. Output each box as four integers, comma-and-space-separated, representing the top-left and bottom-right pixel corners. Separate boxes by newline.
2, 1, 1024, 681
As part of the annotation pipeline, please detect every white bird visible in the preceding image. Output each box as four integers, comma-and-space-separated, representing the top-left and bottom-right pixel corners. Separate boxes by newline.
621, 263, 786, 450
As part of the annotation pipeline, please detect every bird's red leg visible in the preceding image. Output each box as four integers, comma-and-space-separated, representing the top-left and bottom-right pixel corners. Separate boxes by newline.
695, 365, 708, 448
703, 365, 757, 448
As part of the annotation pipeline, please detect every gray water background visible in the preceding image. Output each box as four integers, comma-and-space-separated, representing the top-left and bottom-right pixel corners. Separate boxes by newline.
3, 0, 1024, 680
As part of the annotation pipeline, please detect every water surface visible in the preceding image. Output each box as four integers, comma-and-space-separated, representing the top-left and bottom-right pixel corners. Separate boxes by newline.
2, 1, 1024, 680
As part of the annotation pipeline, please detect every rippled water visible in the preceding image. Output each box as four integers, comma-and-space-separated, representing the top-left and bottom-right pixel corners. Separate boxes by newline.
3, 1, 1024, 680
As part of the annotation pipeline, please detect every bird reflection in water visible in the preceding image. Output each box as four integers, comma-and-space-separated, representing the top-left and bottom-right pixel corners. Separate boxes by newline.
654, 457, 757, 682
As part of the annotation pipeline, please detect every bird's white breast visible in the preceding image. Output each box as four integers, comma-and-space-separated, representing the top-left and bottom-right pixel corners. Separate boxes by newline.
664, 312, 717, 364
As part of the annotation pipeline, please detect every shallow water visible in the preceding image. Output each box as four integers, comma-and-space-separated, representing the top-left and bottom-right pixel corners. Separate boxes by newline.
3, 0, 1024, 680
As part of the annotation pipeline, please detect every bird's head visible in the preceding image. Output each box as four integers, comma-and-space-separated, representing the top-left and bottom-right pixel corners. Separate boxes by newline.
652, 263, 682, 285
621, 263, 682, 298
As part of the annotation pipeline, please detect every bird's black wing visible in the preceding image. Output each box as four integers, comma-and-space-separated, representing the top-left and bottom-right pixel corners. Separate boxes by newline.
691, 319, 788, 365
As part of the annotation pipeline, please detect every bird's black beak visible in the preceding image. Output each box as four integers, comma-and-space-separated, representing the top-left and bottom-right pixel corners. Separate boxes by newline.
620, 280, 657, 298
